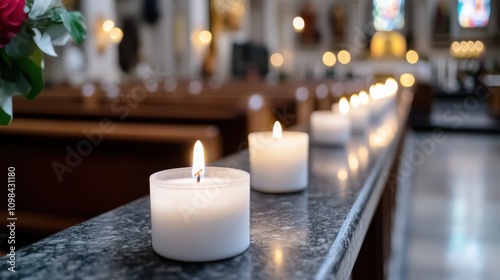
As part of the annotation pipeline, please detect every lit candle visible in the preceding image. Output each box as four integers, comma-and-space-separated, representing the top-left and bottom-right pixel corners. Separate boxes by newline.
248, 121, 309, 193
310, 97, 351, 145
150, 141, 250, 262
359, 90, 370, 109
384, 77, 398, 109
369, 84, 383, 116
349, 93, 369, 132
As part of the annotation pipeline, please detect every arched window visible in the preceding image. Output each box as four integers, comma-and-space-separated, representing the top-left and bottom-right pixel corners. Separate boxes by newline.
373, 0, 405, 31
458, 0, 490, 28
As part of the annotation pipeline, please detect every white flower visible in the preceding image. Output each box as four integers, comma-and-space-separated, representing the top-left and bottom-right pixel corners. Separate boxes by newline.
29, 0, 59, 19
32, 28, 58, 57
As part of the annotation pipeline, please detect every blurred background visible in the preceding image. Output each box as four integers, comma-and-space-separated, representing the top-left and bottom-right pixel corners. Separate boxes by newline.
1, 1, 500, 279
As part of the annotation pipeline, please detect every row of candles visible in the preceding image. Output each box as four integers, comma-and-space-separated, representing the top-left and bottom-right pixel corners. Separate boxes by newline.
150, 78, 400, 262
311, 77, 398, 145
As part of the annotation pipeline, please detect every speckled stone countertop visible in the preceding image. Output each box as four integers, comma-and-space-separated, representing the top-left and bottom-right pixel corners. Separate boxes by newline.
0, 93, 412, 280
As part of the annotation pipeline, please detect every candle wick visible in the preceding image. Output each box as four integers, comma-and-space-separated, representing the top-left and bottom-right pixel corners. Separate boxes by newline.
195, 169, 203, 183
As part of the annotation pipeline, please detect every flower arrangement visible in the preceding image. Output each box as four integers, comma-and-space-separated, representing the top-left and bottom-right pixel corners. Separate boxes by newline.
0, 0, 86, 125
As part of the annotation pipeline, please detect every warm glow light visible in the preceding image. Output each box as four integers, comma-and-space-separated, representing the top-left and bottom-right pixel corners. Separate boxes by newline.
385, 77, 398, 95
475, 41, 484, 52
358, 146, 369, 165
373, 125, 395, 147
370, 31, 406, 58
102, 20, 114, 32
451, 40, 485, 58
339, 97, 350, 114
322, 51, 336, 67
467, 40, 475, 51
273, 121, 282, 140
460, 41, 468, 51
337, 50, 351, 64
349, 153, 359, 173
199, 30, 212, 44
232, 2, 245, 15
400, 73, 415, 87
350, 94, 360, 109
270, 53, 284, 68
359, 91, 369, 105
274, 247, 283, 266
373, 83, 386, 99
293, 16, 305, 31
109, 27, 123, 43
192, 140, 205, 181
406, 50, 419, 64
369, 85, 377, 100
337, 169, 348, 181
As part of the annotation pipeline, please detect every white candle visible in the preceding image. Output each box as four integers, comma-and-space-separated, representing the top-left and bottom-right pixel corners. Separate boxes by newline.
359, 90, 370, 111
150, 141, 250, 262
369, 83, 386, 116
248, 121, 309, 193
349, 94, 369, 132
310, 97, 351, 145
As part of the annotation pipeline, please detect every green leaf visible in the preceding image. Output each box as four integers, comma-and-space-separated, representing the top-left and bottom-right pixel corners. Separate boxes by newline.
11, 48, 44, 100
4, 27, 37, 58
49, 7, 65, 22
0, 49, 12, 67
0, 49, 21, 83
0, 98, 13, 126
46, 23, 71, 46
0, 92, 13, 125
60, 11, 87, 44
0, 61, 22, 83
0, 80, 20, 126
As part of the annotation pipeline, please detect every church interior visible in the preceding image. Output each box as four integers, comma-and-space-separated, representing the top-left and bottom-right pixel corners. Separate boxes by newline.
1, 0, 499, 279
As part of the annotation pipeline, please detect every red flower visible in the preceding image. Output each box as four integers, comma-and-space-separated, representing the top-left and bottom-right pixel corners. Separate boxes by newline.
0, 0, 27, 48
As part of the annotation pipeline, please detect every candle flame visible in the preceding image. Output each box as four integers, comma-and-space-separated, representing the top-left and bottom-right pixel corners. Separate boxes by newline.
192, 140, 205, 182
339, 97, 350, 114
369, 85, 377, 100
349, 153, 359, 172
359, 91, 369, 105
350, 94, 360, 109
369, 83, 387, 100
273, 121, 282, 140
385, 77, 398, 95
376, 83, 386, 98
273, 247, 283, 266
337, 168, 348, 181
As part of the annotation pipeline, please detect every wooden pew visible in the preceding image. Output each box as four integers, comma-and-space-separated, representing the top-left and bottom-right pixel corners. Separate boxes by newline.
0, 118, 221, 238
11, 79, 363, 153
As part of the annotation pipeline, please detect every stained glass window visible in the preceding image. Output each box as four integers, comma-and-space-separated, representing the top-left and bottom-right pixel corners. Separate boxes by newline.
373, 0, 405, 31
458, 0, 490, 28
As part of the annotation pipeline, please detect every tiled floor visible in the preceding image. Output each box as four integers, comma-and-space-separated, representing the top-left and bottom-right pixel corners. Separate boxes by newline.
398, 131, 500, 280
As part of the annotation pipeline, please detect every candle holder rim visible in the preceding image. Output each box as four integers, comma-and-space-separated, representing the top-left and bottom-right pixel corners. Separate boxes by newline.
248, 130, 308, 138
150, 166, 250, 190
